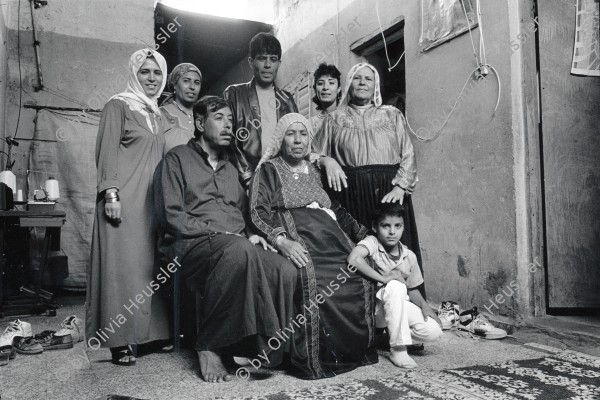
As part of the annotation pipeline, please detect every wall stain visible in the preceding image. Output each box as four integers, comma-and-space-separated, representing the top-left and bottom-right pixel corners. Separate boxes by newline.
457, 255, 469, 277
485, 269, 509, 296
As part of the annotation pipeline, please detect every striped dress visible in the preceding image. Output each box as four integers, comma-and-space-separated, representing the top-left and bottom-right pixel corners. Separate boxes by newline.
312, 104, 425, 294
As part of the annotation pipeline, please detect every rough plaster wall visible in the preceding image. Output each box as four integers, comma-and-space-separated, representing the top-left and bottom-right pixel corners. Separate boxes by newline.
3, 0, 154, 189
274, 0, 520, 318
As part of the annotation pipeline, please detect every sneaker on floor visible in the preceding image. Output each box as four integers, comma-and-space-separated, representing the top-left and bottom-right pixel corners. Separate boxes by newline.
14, 336, 43, 354
34, 330, 73, 350
54, 315, 84, 343
458, 307, 507, 339
0, 319, 31, 347
437, 301, 461, 330
0, 320, 42, 356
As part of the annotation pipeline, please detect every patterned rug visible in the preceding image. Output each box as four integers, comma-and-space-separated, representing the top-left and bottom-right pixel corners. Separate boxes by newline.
237, 350, 600, 400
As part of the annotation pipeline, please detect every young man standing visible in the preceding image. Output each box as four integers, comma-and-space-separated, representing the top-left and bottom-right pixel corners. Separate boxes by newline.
224, 32, 298, 185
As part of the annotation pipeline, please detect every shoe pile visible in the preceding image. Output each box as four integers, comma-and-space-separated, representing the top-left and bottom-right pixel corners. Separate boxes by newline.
0, 320, 43, 366
35, 315, 84, 350
0, 315, 84, 366
458, 307, 507, 340
437, 302, 507, 340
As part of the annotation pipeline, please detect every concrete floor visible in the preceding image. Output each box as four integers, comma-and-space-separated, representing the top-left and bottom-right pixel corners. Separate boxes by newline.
0, 297, 598, 400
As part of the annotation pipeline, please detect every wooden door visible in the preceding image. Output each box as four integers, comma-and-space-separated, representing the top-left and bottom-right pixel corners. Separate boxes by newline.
538, 1, 600, 311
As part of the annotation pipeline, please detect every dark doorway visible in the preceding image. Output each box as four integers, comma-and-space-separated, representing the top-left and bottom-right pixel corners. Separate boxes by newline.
351, 20, 406, 114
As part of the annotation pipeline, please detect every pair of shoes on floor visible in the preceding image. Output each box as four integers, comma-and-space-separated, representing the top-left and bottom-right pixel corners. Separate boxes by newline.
458, 307, 507, 340
0, 320, 43, 366
437, 301, 461, 330
34, 315, 84, 351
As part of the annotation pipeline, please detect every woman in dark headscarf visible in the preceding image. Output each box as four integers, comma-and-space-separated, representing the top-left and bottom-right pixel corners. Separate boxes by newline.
87, 49, 171, 366
160, 63, 202, 154
313, 62, 424, 295
250, 113, 378, 380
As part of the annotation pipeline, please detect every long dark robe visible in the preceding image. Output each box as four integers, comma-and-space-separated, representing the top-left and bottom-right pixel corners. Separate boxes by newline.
249, 158, 378, 379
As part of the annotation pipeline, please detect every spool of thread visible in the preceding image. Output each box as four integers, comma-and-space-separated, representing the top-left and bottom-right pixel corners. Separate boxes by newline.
0, 170, 16, 194
45, 177, 60, 201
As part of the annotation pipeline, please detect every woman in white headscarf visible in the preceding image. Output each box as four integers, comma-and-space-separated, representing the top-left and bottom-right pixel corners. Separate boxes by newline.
312, 63, 424, 296
87, 49, 171, 366
249, 113, 378, 380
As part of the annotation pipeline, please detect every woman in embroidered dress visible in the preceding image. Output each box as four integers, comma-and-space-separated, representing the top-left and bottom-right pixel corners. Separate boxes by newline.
86, 49, 171, 366
160, 63, 202, 154
249, 113, 378, 380
313, 63, 424, 295
309, 63, 342, 134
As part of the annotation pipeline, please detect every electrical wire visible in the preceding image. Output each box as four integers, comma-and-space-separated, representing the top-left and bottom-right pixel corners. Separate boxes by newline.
41, 86, 91, 110
375, 0, 405, 71
460, 0, 479, 66
13, 0, 23, 141
404, 0, 501, 142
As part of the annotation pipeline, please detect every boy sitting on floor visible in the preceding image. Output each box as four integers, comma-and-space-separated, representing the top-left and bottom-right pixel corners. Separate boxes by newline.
348, 203, 443, 368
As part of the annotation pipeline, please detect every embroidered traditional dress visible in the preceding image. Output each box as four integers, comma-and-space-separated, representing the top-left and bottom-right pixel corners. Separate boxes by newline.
250, 113, 377, 380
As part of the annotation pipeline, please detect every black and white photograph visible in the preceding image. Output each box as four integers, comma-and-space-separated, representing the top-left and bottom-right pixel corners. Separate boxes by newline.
0, 0, 598, 399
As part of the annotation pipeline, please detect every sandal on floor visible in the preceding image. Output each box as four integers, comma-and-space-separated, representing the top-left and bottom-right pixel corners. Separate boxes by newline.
110, 346, 136, 366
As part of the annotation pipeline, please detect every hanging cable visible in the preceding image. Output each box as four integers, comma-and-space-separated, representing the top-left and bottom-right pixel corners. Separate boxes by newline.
13, 0, 23, 141
405, 0, 501, 141
460, 0, 480, 66
375, 0, 405, 71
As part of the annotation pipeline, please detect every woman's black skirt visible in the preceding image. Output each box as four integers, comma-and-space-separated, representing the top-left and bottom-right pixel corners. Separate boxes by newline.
329, 164, 425, 294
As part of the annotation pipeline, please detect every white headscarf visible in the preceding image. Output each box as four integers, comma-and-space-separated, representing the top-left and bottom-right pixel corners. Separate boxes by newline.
257, 113, 313, 168
340, 62, 382, 107
110, 49, 168, 130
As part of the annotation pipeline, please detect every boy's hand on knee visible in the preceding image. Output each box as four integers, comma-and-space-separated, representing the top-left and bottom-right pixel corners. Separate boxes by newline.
422, 305, 442, 326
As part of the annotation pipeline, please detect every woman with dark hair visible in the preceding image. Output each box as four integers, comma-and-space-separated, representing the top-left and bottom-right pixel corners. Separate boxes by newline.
310, 63, 342, 133
160, 63, 202, 154
313, 62, 425, 296
87, 49, 171, 366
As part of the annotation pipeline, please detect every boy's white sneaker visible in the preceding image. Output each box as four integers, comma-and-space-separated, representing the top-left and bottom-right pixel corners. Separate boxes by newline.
54, 315, 84, 343
458, 307, 507, 339
437, 301, 461, 330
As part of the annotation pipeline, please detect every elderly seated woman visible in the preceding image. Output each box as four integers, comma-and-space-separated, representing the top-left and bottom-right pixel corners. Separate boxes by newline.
249, 113, 379, 380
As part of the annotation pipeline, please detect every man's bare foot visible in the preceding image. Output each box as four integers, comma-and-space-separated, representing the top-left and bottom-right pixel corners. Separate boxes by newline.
390, 346, 418, 368
198, 350, 234, 383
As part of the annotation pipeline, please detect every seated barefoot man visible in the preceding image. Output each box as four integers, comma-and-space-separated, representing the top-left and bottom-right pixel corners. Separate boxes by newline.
154, 95, 298, 382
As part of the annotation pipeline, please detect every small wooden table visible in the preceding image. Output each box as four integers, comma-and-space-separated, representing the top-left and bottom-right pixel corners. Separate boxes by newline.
0, 210, 66, 318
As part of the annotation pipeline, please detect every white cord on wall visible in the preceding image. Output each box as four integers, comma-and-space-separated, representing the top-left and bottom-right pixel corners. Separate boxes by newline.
376, 0, 405, 71
390, 0, 502, 142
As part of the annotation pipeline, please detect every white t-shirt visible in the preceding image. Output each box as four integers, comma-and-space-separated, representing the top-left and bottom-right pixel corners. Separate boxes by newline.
256, 84, 277, 151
